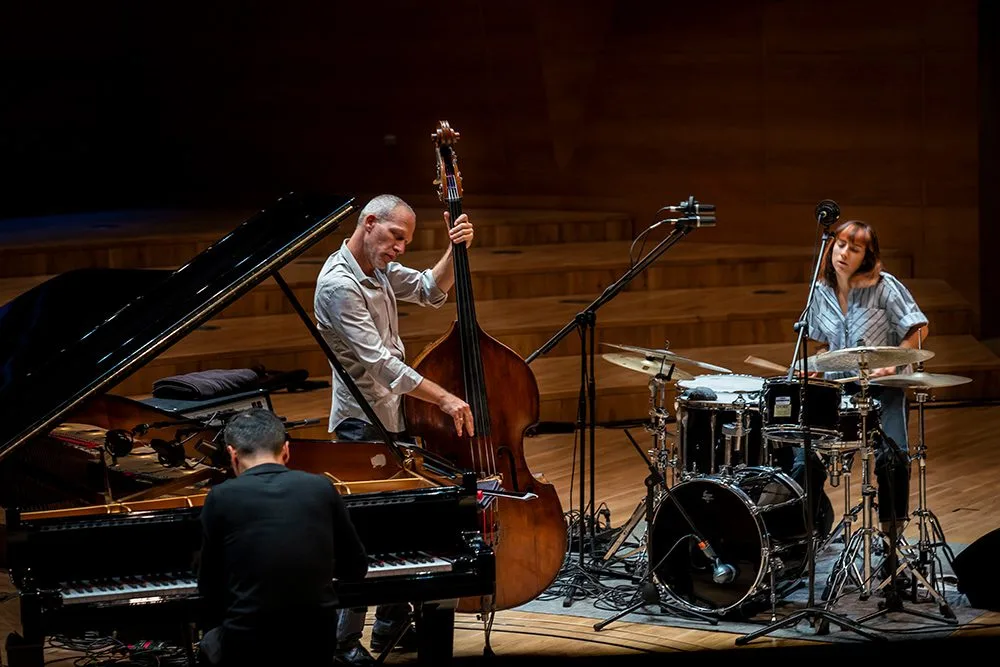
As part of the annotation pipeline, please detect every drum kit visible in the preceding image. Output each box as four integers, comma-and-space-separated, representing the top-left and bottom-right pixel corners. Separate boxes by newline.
599, 340, 971, 623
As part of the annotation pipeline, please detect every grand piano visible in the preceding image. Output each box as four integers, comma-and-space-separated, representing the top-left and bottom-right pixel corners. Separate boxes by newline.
0, 193, 496, 666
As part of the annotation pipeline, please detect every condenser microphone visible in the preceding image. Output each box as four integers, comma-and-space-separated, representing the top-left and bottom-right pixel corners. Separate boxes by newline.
815, 199, 840, 227
662, 200, 716, 214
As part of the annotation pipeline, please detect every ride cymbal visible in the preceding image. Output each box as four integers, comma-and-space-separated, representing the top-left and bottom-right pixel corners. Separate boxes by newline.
872, 371, 973, 389
803, 346, 934, 373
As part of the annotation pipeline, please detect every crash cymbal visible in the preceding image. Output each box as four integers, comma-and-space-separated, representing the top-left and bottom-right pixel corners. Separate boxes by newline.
872, 371, 973, 389
803, 346, 935, 373
600, 353, 695, 381
601, 343, 731, 373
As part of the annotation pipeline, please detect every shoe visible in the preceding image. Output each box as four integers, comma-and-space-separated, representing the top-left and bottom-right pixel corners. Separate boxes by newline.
333, 641, 376, 666
370, 624, 418, 654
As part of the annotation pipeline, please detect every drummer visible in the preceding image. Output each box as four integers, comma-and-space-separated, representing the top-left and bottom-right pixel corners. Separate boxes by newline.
803, 219, 929, 543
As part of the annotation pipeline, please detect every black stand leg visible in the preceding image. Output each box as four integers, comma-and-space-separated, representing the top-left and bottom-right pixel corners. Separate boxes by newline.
594, 432, 717, 631
562, 312, 596, 607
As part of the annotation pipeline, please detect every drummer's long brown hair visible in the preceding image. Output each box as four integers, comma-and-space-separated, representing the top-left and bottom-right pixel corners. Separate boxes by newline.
820, 219, 883, 290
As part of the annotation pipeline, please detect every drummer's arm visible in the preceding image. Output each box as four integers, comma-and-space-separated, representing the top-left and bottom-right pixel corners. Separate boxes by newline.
900, 323, 930, 349
872, 323, 930, 378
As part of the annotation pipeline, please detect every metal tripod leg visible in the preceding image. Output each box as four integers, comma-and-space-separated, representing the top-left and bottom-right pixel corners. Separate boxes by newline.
857, 527, 958, 624
823, 517, 867, 604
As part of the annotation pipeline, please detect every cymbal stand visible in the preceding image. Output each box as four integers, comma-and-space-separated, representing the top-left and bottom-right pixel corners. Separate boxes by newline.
822, 360, 956, 623
907, 376, 957, 600
599, 366, 675, 565
823, 364, 879, 603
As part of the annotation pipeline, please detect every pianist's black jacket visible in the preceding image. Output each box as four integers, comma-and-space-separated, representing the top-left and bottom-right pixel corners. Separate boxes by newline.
197, 462, 368, 645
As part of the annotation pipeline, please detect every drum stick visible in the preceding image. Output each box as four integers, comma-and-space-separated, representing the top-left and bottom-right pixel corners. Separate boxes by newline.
743, 355, 789, 374
834, 376, 861, 384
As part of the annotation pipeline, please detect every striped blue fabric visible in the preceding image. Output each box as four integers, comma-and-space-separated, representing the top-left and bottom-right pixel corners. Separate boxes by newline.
805, 271, 928, 379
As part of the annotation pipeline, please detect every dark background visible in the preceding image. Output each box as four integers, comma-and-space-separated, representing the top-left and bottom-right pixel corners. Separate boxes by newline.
1, 0, 996, 331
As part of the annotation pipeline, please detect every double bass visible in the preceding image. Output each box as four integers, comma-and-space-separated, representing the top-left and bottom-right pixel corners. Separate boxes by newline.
404, 122, 567, 612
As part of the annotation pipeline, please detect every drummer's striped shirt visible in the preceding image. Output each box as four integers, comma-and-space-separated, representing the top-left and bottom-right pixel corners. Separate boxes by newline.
805, 271, 928, 380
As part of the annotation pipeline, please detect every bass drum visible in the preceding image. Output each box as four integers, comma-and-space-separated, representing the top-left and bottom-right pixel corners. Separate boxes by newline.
648, 467, 809, 616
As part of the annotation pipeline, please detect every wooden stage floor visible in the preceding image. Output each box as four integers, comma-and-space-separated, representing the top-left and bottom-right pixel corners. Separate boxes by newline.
7, 400, 1000, 665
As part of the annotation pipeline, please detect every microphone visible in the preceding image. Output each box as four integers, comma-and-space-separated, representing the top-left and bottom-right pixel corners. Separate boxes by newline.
655, 215, 716, 228
697, 540, 737, 584
814, 199, 840, 227
661, 199, 716, 214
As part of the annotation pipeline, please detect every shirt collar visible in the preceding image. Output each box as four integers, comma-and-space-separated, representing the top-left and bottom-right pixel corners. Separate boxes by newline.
242, 462, 288, 476
338, 240, 381, 288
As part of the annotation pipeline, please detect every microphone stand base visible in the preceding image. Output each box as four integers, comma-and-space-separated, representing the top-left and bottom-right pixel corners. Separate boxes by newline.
734, 607, 886, 645
593, 582, 718, 631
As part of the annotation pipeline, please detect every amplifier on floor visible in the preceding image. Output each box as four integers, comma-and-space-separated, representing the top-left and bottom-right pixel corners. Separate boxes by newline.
952, 526, 1000, 611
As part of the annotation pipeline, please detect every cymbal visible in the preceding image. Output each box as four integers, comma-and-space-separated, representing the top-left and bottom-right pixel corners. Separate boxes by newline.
601, 343, 732, 373
601, 353, 695, 381
803, 346, 935, 373
872, 371, 973, 389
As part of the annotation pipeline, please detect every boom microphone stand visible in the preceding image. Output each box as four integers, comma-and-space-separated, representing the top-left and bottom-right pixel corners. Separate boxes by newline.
736, 200, 884, 644
526, 197, 715, 607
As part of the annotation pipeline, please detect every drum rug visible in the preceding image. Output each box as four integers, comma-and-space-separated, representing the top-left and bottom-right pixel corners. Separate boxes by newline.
516, 534, 986, 644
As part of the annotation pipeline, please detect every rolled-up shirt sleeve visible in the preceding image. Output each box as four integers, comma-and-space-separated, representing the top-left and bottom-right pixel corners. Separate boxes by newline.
880, 273, 928, 340
315, 280, 424, 395
387, 263, 448, 308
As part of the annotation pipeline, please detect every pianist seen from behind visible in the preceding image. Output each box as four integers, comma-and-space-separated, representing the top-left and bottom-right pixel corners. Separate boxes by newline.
196, 409, 368, 666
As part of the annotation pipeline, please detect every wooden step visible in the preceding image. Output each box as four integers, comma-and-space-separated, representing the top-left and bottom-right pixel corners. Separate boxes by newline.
109, 279, 976, 397
0, 207, 633, 278
251, 335, 1000, 429
0, 242, 915, 314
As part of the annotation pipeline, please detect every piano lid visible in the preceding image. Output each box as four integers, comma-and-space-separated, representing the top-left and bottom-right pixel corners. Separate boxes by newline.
0, 192, 355, 461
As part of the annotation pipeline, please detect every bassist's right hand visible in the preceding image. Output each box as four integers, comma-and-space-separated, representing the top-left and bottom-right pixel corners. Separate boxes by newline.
439, 392, 475, 437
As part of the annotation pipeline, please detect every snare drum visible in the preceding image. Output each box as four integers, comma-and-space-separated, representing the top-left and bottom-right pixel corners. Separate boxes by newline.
677, 374, 766, 396
760, 377, 842, 444
674, 392, 766, 476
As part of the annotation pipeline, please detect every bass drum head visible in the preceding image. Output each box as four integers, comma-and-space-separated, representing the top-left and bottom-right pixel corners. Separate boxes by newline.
648, 468, 807, 616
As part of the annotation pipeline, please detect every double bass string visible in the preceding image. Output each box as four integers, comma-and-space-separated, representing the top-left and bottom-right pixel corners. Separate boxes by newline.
445, 180, 497, 480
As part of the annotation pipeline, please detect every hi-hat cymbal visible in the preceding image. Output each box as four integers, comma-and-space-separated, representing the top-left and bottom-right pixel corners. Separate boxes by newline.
872, 371, 973, 389
601, 343, 731, 373
803, 346, 935, 373
601, 353, 695, 381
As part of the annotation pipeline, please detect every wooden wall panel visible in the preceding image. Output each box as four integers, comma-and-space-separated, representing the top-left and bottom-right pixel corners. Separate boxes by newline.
0, 0, 981, 308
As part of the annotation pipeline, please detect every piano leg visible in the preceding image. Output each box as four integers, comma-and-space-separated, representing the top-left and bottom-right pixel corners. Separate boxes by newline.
5, 632, 43, 667
414, 600, 455, 666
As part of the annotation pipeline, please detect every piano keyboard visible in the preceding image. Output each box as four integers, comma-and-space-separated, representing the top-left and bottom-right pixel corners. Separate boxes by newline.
60, 574, 197, 606
58, 552, 454, 606
366, 551, 453, 578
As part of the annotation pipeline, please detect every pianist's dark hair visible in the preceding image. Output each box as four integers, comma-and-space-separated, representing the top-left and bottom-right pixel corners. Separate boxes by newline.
223, 408, 287, 456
